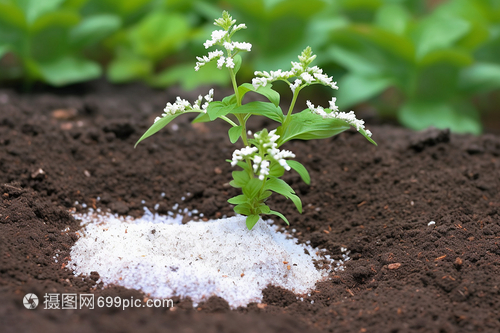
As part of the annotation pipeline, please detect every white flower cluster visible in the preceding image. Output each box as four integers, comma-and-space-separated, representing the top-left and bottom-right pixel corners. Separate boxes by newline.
154, 89, 214, 123
194, 14, 251, 72
203, 30, 228, 49
195, 50, 224, 71
252, 49, 338, 93
306, 99, 372, 137
223, 41, 252, 52
231, 130, 296, 181
231, 146, 258, 166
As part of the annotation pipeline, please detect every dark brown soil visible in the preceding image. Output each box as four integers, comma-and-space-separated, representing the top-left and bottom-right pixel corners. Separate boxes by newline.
1, 81, 500, 333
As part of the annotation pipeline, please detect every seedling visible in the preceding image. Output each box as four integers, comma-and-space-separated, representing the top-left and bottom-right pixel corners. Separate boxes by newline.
136, 11, 376, 230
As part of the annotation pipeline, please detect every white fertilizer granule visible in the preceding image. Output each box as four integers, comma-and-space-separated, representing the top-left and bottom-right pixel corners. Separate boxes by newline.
69, 212, 335, 308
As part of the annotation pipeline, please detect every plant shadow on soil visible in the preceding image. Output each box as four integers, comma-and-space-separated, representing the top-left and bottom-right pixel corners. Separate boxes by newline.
1, 81, 500, 332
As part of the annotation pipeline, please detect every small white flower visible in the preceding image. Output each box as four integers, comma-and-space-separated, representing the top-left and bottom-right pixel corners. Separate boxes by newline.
205, 89, 214, 103
306, 100, 327, 117
223, 42, 235, 51
204, 30, 227, 49
290, 79, 302, 94
195, 50, 224, 71
217, 56, 226, 69
157, 89, 215, 121
233, 41, 252, 52
314, 73, 338, 90
231, 23, 247, 33
300, 72, 314, 84
252, 77, 269, 90
192, 95, 203, 110
328, 97, 339, 112
298, 50, 316, 64
225, 57, 235, 69
291, 61, 303, 74
252, 155, 262, 173
307, 100, 371, 137
231, 146, 258, 166
309, 66, 322, 74
259, 160, 270, 180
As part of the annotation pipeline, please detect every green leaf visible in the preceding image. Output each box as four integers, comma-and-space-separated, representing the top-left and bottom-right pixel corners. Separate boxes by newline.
375, 4, 410, 35
399, 100, 481, 135
259, 190, 272, 201
18, 0, 66, 25
286, 160, 310, 185
258, 204, 271, 214
151, 62, 229, 90
268, 163, 285, 178
418, 49, 472, 67
268, 210, 290, 225
30, 10, 80, 34
222, 94, 237, 106
411, 58, 464, 102
38, 57, 101, 86
228, 195, 248, 205
277, 110, 350, 144
0, 3, 26, 30
107, 54, 152, 82
264, 178, 302, 213
0, 45, 9, 59
288, 193, 302, 214
207, 101, 236, 120
242, 178, 263, 199
135, 110, 200, 147
228, 126, 242, 144
231, 170, 250, 188
460, 62, 500, 94
230, 101, 284, 123
238, 83, 280, 107
327, 45, 383, 76
233, 54, 242, 75
413, 11, 470, 60
246, 214, 260, 230
235, 161, 252, 173
129, 11, 190, 61
336, 73, 393, 109
328, 26, 414, 82
192, 112, 211, 124
234, 203, 252, 216
70, 14, 121, 47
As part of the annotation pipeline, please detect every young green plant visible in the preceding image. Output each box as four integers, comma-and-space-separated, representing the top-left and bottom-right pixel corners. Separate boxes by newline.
136, 11, 376, 230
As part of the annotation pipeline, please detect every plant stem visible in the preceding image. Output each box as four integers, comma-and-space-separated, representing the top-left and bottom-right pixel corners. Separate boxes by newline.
228, 67, 252, 175
228, 67, 250, 146
229, 68, 241, 107
282, 88, 300, 130
220, 116, 238, 127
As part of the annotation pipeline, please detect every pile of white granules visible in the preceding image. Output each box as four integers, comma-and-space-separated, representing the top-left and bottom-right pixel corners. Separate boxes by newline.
68, 209, 347, 308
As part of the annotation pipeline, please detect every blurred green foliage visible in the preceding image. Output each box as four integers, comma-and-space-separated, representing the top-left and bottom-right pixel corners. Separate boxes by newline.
0, 0, 121, 85
330, 0, 500, 134
0, 0, 499, 133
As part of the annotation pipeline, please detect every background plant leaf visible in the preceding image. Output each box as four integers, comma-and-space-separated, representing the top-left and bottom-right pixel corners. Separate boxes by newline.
399, 100, 482, 134
38, 56, 101, 86
70, 14, 122, 47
